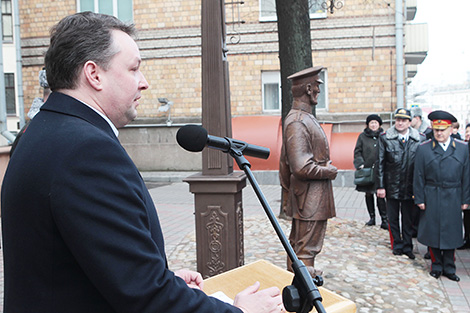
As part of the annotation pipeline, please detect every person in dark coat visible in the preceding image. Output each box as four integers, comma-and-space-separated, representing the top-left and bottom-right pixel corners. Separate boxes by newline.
451, 122, 462, 140
353, 114, 387, 229
1, 12, 283, 313
459, 123, 470, 250
414, 110, 470, 282
377, 108, 425, 260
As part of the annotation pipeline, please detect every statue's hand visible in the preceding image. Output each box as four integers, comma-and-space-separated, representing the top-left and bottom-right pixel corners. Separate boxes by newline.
326, 161, 338, 180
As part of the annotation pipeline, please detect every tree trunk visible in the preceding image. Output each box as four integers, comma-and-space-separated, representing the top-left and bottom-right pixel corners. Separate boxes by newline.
275, 0, 313, 121
275, 0, 313, 218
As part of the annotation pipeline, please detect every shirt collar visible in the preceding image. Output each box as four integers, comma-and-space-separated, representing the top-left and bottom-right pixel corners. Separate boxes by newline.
77, 100, 119, 137
399, 129, 409, 141
438, 136, 451, 151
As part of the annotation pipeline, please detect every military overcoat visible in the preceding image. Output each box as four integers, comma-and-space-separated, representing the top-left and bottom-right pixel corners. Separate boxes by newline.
413, 138, 470, 249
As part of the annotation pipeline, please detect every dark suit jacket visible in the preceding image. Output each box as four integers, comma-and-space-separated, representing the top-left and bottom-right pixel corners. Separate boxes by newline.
1, 92, 241, 313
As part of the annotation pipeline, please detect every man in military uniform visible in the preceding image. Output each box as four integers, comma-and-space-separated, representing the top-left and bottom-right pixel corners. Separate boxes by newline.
279, 66, 338, 275
377, 108, 424, 260
413, 110, 470, 281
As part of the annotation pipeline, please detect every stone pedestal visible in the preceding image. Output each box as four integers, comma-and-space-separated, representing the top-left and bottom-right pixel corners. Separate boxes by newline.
184, 171, 246, 278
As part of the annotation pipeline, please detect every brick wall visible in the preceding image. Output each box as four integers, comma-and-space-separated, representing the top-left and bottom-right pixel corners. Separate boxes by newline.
18, 0, 400, 120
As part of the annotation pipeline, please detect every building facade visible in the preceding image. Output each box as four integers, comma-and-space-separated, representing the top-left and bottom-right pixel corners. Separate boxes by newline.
2, 0, 427, 171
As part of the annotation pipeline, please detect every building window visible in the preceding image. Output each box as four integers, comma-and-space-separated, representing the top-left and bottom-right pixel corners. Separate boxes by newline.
1, 0, 13, 42
4, 73, 16, 115
78, 0, 133, 22
262, 71, 281, 112
259, 0, 326, 22
262, 69, 328, 112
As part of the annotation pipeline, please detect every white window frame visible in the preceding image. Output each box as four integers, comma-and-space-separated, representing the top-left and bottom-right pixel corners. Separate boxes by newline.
261, 69, 329, 112
77, 0, 133, 21
262, 71, 281, 113
259, 0, 327, 22
1, 0, 13, 42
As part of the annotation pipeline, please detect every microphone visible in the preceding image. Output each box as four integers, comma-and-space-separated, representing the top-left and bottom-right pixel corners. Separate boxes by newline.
176, 125, 270, 159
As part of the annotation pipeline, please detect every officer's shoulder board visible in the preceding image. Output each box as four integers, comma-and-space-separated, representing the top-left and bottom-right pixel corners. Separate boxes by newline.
454, 138, 468, 146
419, 138, 432, 146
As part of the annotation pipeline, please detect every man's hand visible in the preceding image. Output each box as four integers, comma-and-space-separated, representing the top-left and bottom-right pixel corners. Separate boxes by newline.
417, 203, 426, 210
462, 204, 469, 211
174, 269, 204, 290
376, 188, 386, 198
233, 281, 284, 313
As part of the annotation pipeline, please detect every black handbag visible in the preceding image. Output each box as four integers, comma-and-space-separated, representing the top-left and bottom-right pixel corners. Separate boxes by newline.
354, 167, 374, 186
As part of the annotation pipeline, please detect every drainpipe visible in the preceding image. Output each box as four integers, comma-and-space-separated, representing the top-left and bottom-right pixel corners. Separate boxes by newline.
13, 0, 25, 128
0, 9, 16, 143
395, 0, 404, 109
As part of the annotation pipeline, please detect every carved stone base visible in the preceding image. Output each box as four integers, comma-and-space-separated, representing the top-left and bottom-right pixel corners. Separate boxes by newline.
184, 172, 246, 278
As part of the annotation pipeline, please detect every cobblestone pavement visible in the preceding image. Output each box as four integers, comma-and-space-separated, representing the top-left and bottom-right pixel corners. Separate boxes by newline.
151, 183, 470, 313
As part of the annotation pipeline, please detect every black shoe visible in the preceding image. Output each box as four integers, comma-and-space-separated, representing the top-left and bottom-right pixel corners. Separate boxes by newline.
429, 270, 441, 279
412, 232, 418, 238
424, 252, 431, 259
365, 218, 375, 226
457, 240, 470, 250
443, 272, 460, 282
403, 251, 416, 260
393, 249, 403, 256
380, 221, 388, 230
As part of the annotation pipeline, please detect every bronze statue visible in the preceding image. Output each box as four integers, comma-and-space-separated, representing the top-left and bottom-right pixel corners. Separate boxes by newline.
279, 66, 337, 275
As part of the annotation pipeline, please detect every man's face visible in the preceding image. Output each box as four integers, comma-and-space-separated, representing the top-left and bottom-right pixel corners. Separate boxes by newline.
99, 30, 149, 128
394, 117, 411, 134
433, 126, 452, 143
307, 76, 321, 106
465, 126, 470, 142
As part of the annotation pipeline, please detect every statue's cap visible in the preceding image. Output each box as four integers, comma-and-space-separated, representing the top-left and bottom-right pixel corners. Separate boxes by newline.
287, 66, 324, 85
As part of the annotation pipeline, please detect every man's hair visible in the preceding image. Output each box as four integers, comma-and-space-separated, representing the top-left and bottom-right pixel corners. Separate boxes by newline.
45, 12, 136, 91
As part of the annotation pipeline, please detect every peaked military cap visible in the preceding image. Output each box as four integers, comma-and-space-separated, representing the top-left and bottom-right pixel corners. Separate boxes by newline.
287, 66, 324, 85
394, 108, 411, 121
428, 110, 457, 129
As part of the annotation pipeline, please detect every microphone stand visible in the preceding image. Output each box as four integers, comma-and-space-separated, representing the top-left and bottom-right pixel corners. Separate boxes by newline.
227, 142, 326, 313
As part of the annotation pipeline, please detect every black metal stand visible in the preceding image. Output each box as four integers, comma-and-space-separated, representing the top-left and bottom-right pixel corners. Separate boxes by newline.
229, 146, 326, 313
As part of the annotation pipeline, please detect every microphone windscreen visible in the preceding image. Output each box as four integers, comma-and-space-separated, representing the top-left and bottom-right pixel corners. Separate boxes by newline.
176, 125, 208, 152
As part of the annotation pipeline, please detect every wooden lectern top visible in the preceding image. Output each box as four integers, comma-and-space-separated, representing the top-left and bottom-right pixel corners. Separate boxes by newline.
203, 260, 356, 313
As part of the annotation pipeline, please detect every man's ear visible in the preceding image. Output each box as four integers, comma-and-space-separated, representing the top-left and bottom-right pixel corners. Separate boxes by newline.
305, 83, 313, 95
83, 61, 103, 91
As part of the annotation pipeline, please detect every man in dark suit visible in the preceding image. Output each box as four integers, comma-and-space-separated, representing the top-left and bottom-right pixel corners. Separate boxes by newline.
1, 12, 283, 313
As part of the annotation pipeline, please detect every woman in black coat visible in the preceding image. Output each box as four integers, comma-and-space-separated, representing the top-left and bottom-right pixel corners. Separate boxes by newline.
353, 114, 387, 229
